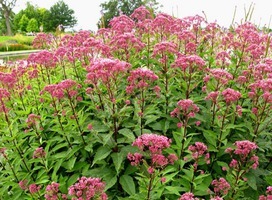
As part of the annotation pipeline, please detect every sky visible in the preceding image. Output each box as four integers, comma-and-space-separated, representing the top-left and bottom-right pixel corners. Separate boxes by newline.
14, 0, 272, 31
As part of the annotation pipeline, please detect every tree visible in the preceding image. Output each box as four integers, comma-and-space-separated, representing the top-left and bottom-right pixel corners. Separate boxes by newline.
27, 18, 38, 32
0, 0, 16, 35
13, 2, 47, 33
45, 0, 77, 32
19, 14, 29, 32
98, 0, 160, 28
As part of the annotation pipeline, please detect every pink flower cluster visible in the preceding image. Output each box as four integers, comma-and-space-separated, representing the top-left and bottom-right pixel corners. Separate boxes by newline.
153, 41, 178, 57
128, 134, 178, 172
130, 6, 152, 22
188, 142, 210, 164
206, 68, 233, 86
33, 147, 46, 159
172, 54, 205, 71
32, 33, 53, 49
41, 79, 80, 100
0, 71, 17, 89
86, 58, 131, 85
68, 177, 107, 200
26, 113, 41, 128
110, 32, 145, 53
45, 182, 67, 200
259, 186, 272, 200
126, 68, 159, 94
221, 88, 241, 104
171, 99, 200, 119
211, 177, 231, 196
179, 192, 199, 200
109, 14, 135, 33
225, 140, 259, 169
19, 180, 41, 194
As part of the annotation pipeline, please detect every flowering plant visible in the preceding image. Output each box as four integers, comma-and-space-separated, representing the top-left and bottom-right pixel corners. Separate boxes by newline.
0, 5, 271, 200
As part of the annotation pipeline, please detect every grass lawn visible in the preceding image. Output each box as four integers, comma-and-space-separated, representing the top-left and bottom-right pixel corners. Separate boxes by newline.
0, 34, 35, 51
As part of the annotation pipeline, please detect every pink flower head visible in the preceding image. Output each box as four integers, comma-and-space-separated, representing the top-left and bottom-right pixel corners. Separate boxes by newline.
0, 88, 10, 100
131, 6, 152, 22
45, 182, 60, 200
152, 41, 178, 58
172, 54, 205, 71
229, 159, 238, 168
29, 183, 41, 194
110, 32, 145, 54
222, 88, 241, 104
179, 192, 196, 200
234, 140, 258, 157
147, 166, 155, 174
171, 99, 199, 118
236, 105, 243, 117
127, 152, 143, 166
188, 142, 209, 161
33, 147, 46, 159
151, 154, 168, 167
32, 33, 53, 49
109, 14, 135, 33
86, 58, 131, 85
87, 124, 93, 131
168, 153, 178, 164
126, 67, 158, 94
205, 91, 219, 103
26, 114, 41, 127
132, 133, 171, 154
152, 13, 175, 34
19, 180, 28, 190
68, 177, 107, 199
208, 68, 233, 85
212, 178, 231, 195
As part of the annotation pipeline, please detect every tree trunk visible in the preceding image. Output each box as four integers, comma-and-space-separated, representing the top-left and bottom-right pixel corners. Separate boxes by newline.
4, 10, 12, 35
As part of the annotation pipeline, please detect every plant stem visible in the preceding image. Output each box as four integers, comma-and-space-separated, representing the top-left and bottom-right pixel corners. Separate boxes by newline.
147, 173, 154, 200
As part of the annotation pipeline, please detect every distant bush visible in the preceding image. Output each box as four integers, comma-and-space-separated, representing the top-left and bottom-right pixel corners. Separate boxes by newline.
0, 43, 33, 52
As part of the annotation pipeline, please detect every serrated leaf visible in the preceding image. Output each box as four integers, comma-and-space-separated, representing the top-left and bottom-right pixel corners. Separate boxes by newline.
120, 175, 136, 196
66, 157, 77, 170
92, 146, 111, 166
111, 152, 124, 174
118, 128, 135, 142
67, 174, 80, 187
105, 176, 117, 191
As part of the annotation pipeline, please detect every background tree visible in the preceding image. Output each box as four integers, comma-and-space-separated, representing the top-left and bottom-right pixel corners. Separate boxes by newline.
0, 0, 16, 35
0, 10, 6, 34
26, 18, 38, 32
98, 0, 160, 28
18, 14, 29, 32
13, 2, 48, 33
44, 0, 77, 32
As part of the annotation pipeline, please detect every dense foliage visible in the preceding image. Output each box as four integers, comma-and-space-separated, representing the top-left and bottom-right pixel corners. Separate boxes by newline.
8, 0, 77, 34
0, 6, 272, 200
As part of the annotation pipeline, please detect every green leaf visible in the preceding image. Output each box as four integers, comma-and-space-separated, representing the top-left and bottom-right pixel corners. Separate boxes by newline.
111, 152, 124, 174
144, 115, 160, 125
164, 186, 182, 196
67, 174, 80, 187
203, 130, 217, 147
245, 172, 257, 190
120, 175, 136, 196
105, 176, 117, 191
66, 157, 77, 170
118, 128, 135, 143
92, 146, 112, 166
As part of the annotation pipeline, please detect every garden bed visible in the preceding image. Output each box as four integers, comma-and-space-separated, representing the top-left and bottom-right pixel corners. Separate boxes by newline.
0, 6, 271, 200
